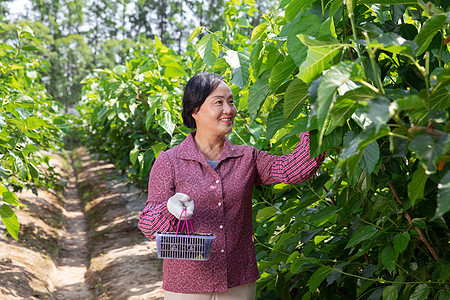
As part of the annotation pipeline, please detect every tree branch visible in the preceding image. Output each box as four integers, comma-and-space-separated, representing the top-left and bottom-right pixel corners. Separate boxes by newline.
382, 164, 439, 261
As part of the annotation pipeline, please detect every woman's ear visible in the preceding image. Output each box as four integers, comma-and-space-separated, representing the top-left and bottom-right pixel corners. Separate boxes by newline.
191, 107, 199, 120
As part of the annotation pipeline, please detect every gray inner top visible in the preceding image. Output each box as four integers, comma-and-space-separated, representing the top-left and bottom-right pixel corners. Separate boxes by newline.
206, 160, 219, 170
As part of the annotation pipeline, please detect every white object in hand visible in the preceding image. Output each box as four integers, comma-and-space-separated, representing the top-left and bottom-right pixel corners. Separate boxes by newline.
167, 193, 194, 220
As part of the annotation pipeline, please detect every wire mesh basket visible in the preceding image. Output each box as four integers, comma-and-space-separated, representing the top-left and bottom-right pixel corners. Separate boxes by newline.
154, 210, 216, 261
154, 232, 215, 260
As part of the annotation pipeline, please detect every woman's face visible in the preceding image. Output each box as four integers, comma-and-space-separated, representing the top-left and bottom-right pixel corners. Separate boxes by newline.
192, 81, 237, 137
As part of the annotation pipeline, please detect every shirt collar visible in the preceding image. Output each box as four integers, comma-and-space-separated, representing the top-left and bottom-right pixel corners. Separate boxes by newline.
177, 131, 243, 164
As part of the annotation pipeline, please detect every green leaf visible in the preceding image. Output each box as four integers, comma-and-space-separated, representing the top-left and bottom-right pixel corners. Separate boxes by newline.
412, 218, 427, 229
225, 50, 250, 89
357, 280, 376, 298
28, 162, 39, 179
96, 106, 108, 124
8, 151, 26, 178
159, 109, 175, 137
284, 78, 308, 120
326, 263, 344, 285
359, 23, 383, 35
248, 71, 271, 124
23, 144, 38, 153
297, 35, 343, 83
290, 256, 318, 274
266, 100, 285, 140
340, 127, 390, 181
359, 141, 380, 174
113, 65, 126, 74
20, 25, 34, 35
308, 266, 333, 292
396, 95, 425, 111
345, 225, 379, 249
2, 191, 23, 206
408, 164, 428, 208
0, 204, 19, 240
237, 16, 250, 28
269, 56, 296, 91
25, 116, 46, 130
309, 127, 343, 156
186, 26, 204, 44
381, 246, 397, 273
409, 284, 430, 300
250, 22, 268, 43
139, 150, 155, 178
430, 68, 450, 111
286, 251, 299, 263
129, 148, 139, 165
382, 285, 398, 300
361, 0, 419, 4
434, 171, 450, 219
285, 14, 321, 66
436, 290, 450, 300
435, 259, 450, 281
196, 33, 219, 67
21, 45, 41, 51
408, 134, 450, 174
327, 87, 375, 134
414, 14, 447, 56
0, 184, 7, 194
285, 0, 318, 22
256, 206, 278, 222
393, 232, 410, 254
371, 33, 417, 56
0, 112, 6, 128
309, 206, 340, 225
164, 62, 186, 78
363, 96, 391, 132
316, 62, 362, 146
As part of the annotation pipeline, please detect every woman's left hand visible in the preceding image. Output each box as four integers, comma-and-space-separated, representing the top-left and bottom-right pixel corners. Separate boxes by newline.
166, 193, 194, 220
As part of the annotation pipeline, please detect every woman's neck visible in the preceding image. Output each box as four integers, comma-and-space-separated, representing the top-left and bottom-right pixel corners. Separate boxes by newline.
193, 131, 225, 161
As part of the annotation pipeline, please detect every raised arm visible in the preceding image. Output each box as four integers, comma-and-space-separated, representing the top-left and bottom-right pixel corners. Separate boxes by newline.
138, 151, 177, 240
256, 132, 324, 185
272, 132, 324, 184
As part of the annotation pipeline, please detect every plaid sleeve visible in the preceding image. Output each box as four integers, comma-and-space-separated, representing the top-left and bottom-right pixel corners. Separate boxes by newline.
138, 151, 177, 241
272, 131, 324, 184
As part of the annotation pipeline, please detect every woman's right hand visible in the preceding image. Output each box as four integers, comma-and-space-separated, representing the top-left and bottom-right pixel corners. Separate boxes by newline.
166, 193, 194, 220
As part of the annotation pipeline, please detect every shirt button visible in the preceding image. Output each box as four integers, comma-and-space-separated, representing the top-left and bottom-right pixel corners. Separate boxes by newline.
221, 249, 225, 253
219, 225, 223, 229
218, 202, 222, 206
215, 180, 219, 183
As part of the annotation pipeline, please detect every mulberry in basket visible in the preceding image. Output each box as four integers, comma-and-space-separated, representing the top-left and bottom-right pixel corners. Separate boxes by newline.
154, 210, 216, 261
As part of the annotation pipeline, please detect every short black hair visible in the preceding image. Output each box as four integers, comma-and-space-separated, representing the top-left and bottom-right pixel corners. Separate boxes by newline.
182, 72, 224, 129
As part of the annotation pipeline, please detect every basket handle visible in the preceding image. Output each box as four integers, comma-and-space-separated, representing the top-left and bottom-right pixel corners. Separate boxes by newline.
175, 209, 193, 237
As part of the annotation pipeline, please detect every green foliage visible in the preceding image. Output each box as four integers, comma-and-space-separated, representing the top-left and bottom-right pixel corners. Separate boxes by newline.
0, 24, 66, 239
188, 0, 450, 298
78, 0, 449, 298
78, 37, 190, 186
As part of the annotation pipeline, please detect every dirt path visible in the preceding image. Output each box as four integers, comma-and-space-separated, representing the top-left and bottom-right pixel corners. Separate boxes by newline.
76, 150, 164, 299
0, 151, 163, 299
52, 158, 94, 299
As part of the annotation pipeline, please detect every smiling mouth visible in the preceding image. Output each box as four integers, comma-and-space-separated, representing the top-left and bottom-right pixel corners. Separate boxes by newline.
219, 118, 233, 123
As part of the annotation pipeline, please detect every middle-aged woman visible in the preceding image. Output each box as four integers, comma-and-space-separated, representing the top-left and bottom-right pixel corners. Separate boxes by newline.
138, 72, 324, 299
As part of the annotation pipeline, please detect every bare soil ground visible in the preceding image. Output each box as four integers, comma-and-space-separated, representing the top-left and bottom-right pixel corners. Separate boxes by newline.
75, 148, 164, 299
0, 149, 164, 299
0, 154, 68, 299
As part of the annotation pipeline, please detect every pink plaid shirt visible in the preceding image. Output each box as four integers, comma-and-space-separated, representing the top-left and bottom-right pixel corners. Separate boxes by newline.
138, 131, 324, 293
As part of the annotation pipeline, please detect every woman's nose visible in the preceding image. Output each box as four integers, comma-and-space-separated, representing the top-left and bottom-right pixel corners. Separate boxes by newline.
223, 103, 232, 113
224, 102, 236, 114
